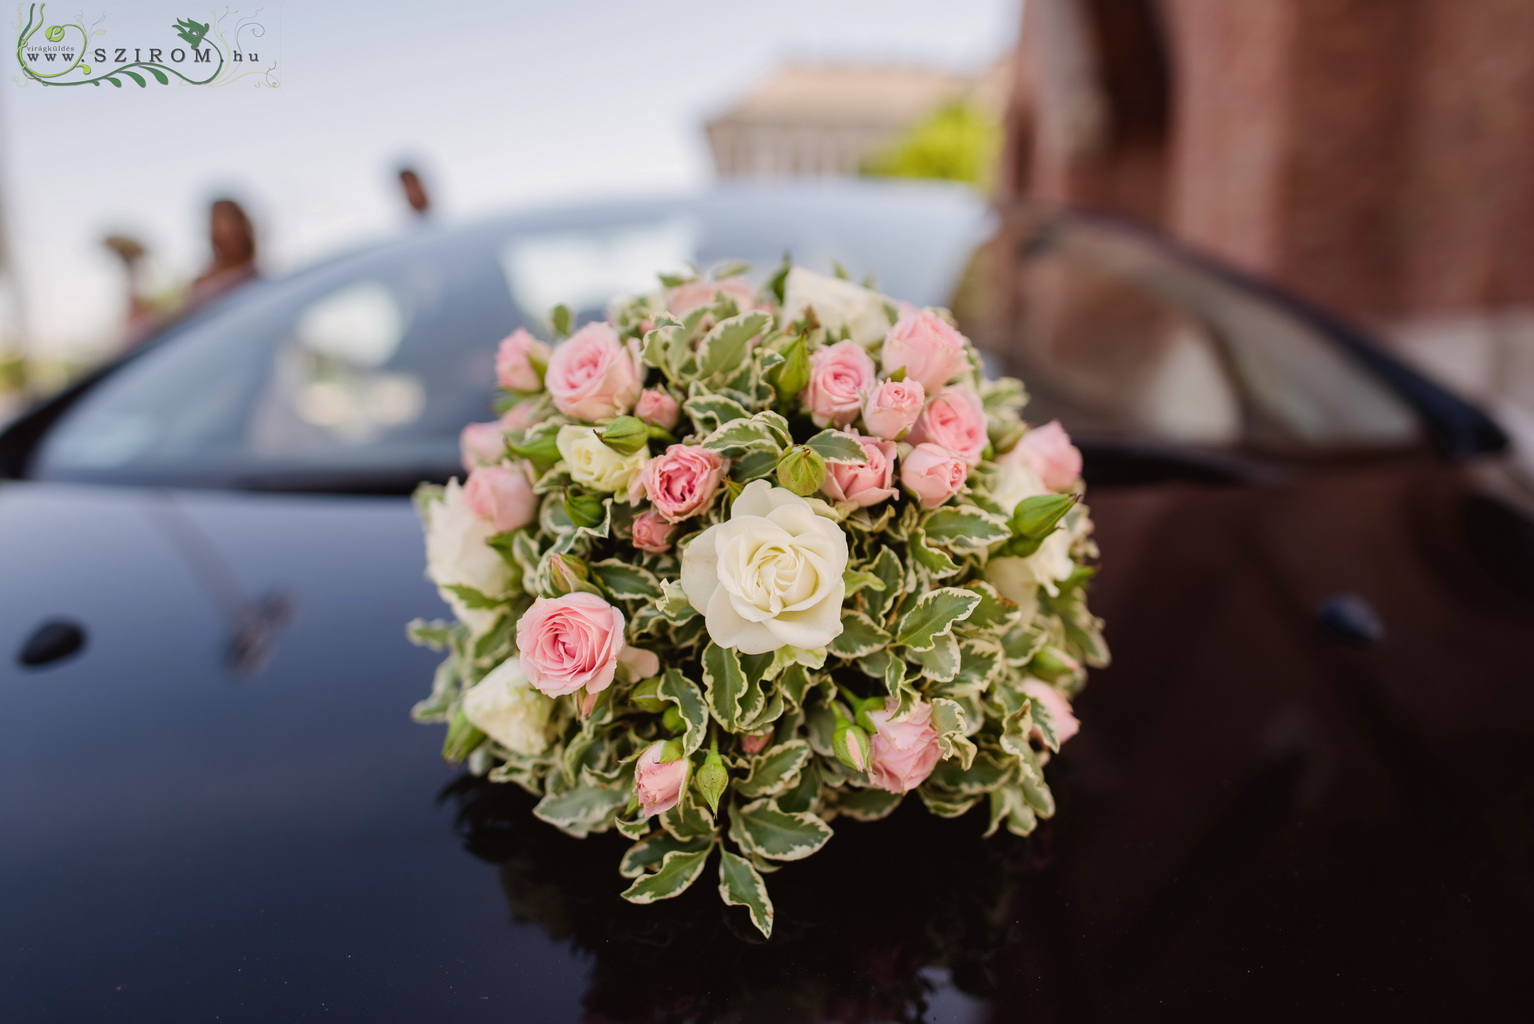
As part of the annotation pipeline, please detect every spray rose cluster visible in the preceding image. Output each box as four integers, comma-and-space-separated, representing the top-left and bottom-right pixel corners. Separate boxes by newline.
412, 263, 1105, 938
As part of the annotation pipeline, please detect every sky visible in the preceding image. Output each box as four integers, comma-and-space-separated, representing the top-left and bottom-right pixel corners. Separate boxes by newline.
0, 0, 1017, 357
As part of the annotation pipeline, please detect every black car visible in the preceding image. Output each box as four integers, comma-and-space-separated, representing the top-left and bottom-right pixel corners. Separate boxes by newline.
2, 181, 1530, 1022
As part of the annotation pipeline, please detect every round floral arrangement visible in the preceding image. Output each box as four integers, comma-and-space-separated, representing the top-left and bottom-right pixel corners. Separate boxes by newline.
411, 262, 1106, 938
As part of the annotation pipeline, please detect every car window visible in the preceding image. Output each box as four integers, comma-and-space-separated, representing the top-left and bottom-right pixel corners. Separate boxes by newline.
956, 220, 1422, 456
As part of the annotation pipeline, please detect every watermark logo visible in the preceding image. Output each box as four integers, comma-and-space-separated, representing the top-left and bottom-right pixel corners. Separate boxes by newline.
13, 3, 279, 88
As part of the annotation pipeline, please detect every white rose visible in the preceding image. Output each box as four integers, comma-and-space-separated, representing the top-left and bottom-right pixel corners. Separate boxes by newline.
680, 480, 849, 654
989, 459, 1047, 518
424, 479, 512, 634
461, 658, 553, 756
780, 268, 893, 347
984, 526, 1074, 627
557, 424, 648, 498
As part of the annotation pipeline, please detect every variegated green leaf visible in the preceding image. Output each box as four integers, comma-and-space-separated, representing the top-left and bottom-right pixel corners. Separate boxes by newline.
828, 609, 891, 659
702, 642, 746, 730
924, 506, 1011, 550
835, 786, 903, 822
737, 799, 833, 861
805, 428, 868, 465
658, 669, 709, 755
620, 846, 712, 903
737, 739, 811, 798
894, 588, 981, 651
719, 849, 775, 938
698, 310, 772, 378
591, 559, 662, 600
533, 781, 627, 838
911, 632, 960, 682
619, 833, 714, 878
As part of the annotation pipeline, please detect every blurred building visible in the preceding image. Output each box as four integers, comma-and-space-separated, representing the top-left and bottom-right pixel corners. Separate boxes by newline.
999, 0, 1534, 408
706, 61, 1011, 179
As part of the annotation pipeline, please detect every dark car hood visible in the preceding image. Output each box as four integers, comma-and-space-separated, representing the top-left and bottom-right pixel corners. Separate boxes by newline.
0, 483, 605, 1022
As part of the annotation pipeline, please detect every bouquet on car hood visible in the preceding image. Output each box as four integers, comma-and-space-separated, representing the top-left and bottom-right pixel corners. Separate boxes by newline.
410, 261, 1106, 938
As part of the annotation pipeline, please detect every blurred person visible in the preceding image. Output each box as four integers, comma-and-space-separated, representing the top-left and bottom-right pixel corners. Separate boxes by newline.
397, 165, 432, 220
185, 197, 259, 313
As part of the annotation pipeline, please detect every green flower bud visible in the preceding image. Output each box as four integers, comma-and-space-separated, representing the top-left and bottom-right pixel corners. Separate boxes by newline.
542, 552, 599, 598
1029, 646, 1082, 684
833, 720, 872, 773
694, 748, 728, 814
630, 677, 666, 713
563, 490, 606, 529
598, 415, 650, 457
776, 445, 827, 496
661, 705, 685, 734
771, 334, 812, 398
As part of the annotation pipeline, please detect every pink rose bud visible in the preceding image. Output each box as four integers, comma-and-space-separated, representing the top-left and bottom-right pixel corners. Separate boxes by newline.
881, 309, 969, 393
515, 592, 627, 698
544, 322, 643, 422
494, 328, 551, 392
463, 462, 538, 533
1012, 420, 1082, 492
639, 444, 727, 522
1021, 678, 1081, 746
866, 699, 943, 794
900, 442, 968, 509
499, 401, 544, 431
861, 378, 925, 440
635, 740, 689, 818
630, 509, 679, 554
741, 732, 772, 755
820, 431, 898, 508
907, 386, 987, 467
667, 277, 761, 316
833, 720, 872, 772
634, 387, 681, 431
802, 339, 876, 428
459, 421, 506, 473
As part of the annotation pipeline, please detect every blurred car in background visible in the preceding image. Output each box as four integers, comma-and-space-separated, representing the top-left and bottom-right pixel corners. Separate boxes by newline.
1, 180, 1529, 1021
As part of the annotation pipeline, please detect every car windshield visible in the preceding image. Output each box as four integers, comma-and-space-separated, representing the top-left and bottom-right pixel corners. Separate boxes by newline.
31, 186, 1440, 493
30, 185, 991, 490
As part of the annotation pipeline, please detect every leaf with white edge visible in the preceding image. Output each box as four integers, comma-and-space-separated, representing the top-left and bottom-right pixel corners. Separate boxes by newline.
930, 697, 976, 770
533, 782, 628, 838
909, 529, 961, 578
442, 584, 503, 611
737, 799, 833, 862
863, 546, 904, 621
702, 642, 747, 731
911, 631, 960, 682
659, 785, 717, 842
828, 610, 891, 659
620, 847, 712, 904
406, 618, 455, 651
719, 850, 775, 938
619, 833, 713, 878
658, 669, 709, 755
917, 787, 979, 818
962, 581, 1016, 632
731, 449, 778, 482
805, 429, 869, 465
1016, 745, 1056, 816
842, 567, 886, 597
701, 417, 785, 457
591, 559, 663, 600
924, 506, 1011, 550
928, 750, 1010, 795
951, 639, 1002, 692
836, 786, 903, 822
658, 579, 699, 623
698, 310, 772, 379
737, 739, 811, 798
682, 393, 749, 433
894, 588, 981, 651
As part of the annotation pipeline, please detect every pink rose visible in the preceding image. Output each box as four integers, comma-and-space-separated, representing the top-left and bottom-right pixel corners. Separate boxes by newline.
463, 462, 538, 533
803, 339, 876, 428
1012, 421, 1082, 492
495, 328, 551, 392
900, 443, 968, 509
516, 592, 627, 697
821, 431, 898, 508
634, 740, 689, 818
668, 277, 761, 316
862, 378, 925, 440
460, 421, 505, 472
634, 388, 681, 431
1021, 678, 1081, 745
631, 509, 678, 553
907, 386, 987, 466
741, 732, 772, 755
500, 402, 543, 432
881, 310, 969, 392
866, 699, 942, 794
639, 444, 727, 522
545, 322, 643, 422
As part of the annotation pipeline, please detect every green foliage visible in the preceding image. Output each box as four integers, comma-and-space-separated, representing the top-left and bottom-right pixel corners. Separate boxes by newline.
860, 101, 1002, 189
